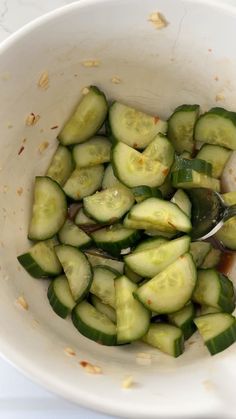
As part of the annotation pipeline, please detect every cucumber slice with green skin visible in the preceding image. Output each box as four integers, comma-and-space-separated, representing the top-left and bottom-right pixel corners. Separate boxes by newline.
173, 156, 212, 176
63, 165, 104, 201
74, 207, 96, 226
102, 164, 122, 189
215, 192, 236, 250
72, 301, 117, 346
90, 266, 119, 308
83, 185, 135, 223
193, 269, 235, 313
144, 229, 177, 239
134, 237, 168, 253
132, 186, 162, 203
200, 248, 221, 269
28, 176, 67, 241
135, 253, 196, 314
115, 275, 150, 344
171, 189, 192, 217
125, 236, 190, 278
168, 302, 196, 340
112, 142, 169, 188
190, 241, 212, 267
72, 136, 111, 168
58, 86, 108, 146
143, 323, 184, 357
158, 173, 174, 199
196, 144, 231, 178
126, 197, 192, 233
171, 169, 220, 191
85, 251, 124, 274
55, 245, 92, 302
108, 101, 167, 149
58, 219, 92, 249
168, 104, 200, 154
91, 224, 140, 257
124, 265, 143, 284
199, 306, 222, 315
17, 239, 62, 278
90, 294, 116, 323
194, 107, 236, 150
143, 133, 175, 168
194, 313, 236, 355
46, 145, 74, 186
47, 275, 76, 318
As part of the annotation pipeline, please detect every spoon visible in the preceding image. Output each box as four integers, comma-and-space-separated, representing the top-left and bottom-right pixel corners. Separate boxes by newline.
187, 188, 236, 241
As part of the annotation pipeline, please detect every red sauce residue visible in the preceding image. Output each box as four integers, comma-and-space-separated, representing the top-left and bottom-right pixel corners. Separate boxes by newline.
147, 299, 152, 305
51, 125, 59, 130
218, 253, 234, 276
18, 146, 25, 155
80, 361, 88, 368
162, 168, 169, 176
153, 116, 160, 124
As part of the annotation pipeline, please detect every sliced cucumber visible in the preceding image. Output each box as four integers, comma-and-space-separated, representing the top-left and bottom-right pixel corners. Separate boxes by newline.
124, 265, 143, 284
171, 169, 220, 191
47, 275, 76, 318
28, 177, 67, 241
201, 248, 221, 269
168, 104, 200, 154
55, 245, 92, 302
190, 241, 212, 267
72, 136, 111, 167
83, 185, 134, 223
17, 238, 62, 278
194, 313, 236, 355
58, 219, 92, 249
173, 156, 212, 176
126, 197, 192, 233
112, 142, 168, 188
46, 145, 74, 186
115, 275, 150, 343
215, 217, 236, 251
85, 250, 124, 274
135, 253, 196, 313
58, 86, 108, 146
193, 269, 235, 313
91, 224, 140, 257
144, 229, 177, 239
199, 306, 222, 315
171, 189, 192, 217
90, 294, 116, 323
63, 165, 104, 201
132, 186, 162, 203
222, 191, 236, 206
125, 236, 190, 278
143, 133, 175, 168
143, 323, 184, 357
72, 301, 116, 345
168, 302, 196, 340
194, 107, 236, 150
102, 164, 122, 189
158, 173, 174, 199
108, 101, 167, 149
134, 237, 168, 253
196, 144, 231, 178
90, 266, 119, 308
74, 207, 96, 226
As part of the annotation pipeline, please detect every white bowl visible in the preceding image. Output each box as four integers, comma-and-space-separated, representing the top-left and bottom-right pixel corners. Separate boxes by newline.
1, 0, 236, 417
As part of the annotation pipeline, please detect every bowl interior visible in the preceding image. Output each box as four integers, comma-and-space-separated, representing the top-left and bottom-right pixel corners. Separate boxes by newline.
1, 0, 236, 417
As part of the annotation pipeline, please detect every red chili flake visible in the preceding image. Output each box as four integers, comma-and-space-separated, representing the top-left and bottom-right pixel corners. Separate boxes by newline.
153, 116, 160, 124
51, 125, 59, 130
147, 299, 152, 305
162, 168, 169, 176
18, 146, 25, 155
80, 361, 88, 368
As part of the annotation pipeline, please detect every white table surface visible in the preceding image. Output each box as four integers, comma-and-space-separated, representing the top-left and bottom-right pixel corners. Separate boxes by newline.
0, 1, 115, 418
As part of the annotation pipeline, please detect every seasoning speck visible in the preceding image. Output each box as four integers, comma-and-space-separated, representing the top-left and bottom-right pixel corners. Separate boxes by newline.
81, 87, 90, 95
122, 375, 134, 389
25, 112, 40, 126
15, 296, 29, 310
38, 71, 49, 90
17, 187, 23, 196
111, 76, 121, 84
18, 146, 25, 156
148, 12, 168, 29
50, 125, 59, 130
81, 60, 100, 68
80, 361, 102, 374
64, 347, 76, 357
215, 92, 225, 102
38, 141, 49, 153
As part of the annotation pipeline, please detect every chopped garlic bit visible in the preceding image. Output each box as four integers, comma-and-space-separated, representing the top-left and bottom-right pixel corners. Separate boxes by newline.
64, 347, 76, 357
38, 141, 49, 153
215, 92, 225, 102
81, 87, 90, 95
25, 112, 40, 126
122, 375, 134, 389
148, 12, 168, 29
111, 76, 121, 84
15, 296, 29, 310
81, 60, 100, 68
17, 187, 23, 196
80, 361, 102, 374
120, 247, 131, 255
38, 71, 49, 89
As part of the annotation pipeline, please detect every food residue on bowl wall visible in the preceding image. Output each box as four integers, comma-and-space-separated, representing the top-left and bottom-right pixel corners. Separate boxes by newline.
148, 12, 168, 29
81, 60, 100, 68
38, 71, 49, 90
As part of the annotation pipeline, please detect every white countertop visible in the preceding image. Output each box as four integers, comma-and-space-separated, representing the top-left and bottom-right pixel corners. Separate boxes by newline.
0, 2, 115, 417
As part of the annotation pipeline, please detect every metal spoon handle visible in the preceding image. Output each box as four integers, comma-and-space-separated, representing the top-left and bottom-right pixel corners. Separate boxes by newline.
224, 204, 236, 221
